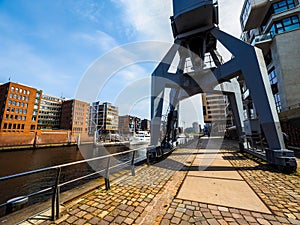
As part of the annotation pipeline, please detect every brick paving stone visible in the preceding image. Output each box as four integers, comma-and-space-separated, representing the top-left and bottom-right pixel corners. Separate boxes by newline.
171, 216, 181, 224
18, 142, 300, 225
73, 218, 86, 225
88, 217, 102, 225
124, 217, 134, 224
257, 218, 272, 225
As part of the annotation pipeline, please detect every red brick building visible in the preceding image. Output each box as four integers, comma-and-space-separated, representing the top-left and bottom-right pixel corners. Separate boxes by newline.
0, 82, 41, 134
60, 99, 90, 136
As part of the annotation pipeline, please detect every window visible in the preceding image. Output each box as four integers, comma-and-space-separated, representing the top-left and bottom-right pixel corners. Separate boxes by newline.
19, 88, 22, 93
15, 88, 19, 92
9, 93, 13, 98
8, 100, 11, 105
268, 68, 278, 85
274, 93, 282, 112
273, 0, 296, 14
23, 90, 27, 94
271, 16, 300, 34
7, 107, 10, 112
11, 86, 15, 92
24, 109, 27, 114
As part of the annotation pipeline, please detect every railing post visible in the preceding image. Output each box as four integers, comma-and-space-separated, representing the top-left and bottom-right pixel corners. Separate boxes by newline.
105, 158, 111, 190
51, 167, 61, 221
131, 151, 136, 176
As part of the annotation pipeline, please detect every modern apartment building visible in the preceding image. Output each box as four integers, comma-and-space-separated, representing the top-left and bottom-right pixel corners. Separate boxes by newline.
240, 0, 300, 145
90, 102, 119, 134
119, 115, 141, 136
38, 94, 64, 129
60, 99, 90, 136
202, 93, 228, 132
0, 82, 42, 133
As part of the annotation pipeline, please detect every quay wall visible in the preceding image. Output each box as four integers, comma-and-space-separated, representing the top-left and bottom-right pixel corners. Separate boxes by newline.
0, 131, 94, 150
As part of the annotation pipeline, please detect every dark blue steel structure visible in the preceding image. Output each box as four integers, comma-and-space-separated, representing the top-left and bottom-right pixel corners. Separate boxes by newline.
148, 0, 297, 172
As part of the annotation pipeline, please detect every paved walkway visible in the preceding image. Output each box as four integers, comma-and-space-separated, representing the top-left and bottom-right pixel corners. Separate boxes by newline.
19, 140, 300, 225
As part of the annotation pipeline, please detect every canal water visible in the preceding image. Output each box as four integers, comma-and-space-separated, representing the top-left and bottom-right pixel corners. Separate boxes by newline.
0, 144, 147, 216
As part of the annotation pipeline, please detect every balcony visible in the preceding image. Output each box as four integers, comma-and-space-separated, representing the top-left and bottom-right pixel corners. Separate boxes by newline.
251, 32, 274, 54
240, 0, 271, 31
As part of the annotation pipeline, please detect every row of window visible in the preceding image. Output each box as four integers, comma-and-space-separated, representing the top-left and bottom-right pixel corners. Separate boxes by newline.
40, 100, 62, 106
273, 0, 297, 14
39, 112, 61, 116
3, 123, 25, 130
6, 107, 27, 114
206, 100, 226, 105
42, 95, 63, 102
11, 86, 30, 95
40, 106, 61, 111
8, 100, 28, 108
4, 114, 27, 120
269, 15, 300, 34
2, 123, 36, 131
9, 93, 29, 101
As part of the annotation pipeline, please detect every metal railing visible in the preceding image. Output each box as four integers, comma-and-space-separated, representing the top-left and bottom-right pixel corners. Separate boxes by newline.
251, 31, 275, 46
0, 146, 146, 221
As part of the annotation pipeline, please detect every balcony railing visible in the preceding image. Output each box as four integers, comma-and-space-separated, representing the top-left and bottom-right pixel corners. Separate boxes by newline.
251, 31, 274, 45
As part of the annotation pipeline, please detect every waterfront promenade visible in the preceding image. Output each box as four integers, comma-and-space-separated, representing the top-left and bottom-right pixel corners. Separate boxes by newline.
17, 139, 300, 225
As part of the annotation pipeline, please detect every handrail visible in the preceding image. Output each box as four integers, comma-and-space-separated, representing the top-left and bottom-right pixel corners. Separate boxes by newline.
0, 145, 147, 221
0, 146, 145, 182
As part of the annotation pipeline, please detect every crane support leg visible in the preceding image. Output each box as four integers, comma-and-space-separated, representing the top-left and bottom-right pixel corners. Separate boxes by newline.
210, 28, 297, 171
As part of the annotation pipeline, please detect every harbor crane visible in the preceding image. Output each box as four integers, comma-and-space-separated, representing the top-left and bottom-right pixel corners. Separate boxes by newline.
148, 0, 297, 172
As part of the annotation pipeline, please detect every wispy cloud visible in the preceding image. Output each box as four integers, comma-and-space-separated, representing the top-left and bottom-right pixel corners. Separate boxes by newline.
111, 0, 173, 41
73, 30, 118, 52
66, 0, 105, 24
0, 37, 77, 97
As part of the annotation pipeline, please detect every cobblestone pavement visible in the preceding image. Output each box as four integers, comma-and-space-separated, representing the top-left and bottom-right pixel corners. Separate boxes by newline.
20, 140, 300, 225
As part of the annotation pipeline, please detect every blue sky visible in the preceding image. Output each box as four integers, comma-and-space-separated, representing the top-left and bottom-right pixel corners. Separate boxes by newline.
0, 0, 243, 122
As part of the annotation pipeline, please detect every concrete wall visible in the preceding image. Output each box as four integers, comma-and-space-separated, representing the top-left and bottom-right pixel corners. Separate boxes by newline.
272, 29, 300, 109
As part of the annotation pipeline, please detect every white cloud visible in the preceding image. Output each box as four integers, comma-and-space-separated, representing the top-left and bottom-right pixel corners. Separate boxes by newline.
218, 0, 243, 37
112, 0, 243, 42
111, 0, 173, 41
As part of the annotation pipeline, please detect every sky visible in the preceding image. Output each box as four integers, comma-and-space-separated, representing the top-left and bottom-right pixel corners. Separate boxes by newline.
0, 0, 243, 125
